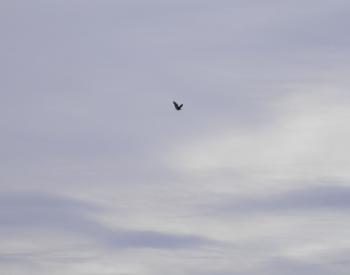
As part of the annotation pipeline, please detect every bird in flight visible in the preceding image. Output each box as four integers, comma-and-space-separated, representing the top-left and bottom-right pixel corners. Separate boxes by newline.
173, 101, 183, 111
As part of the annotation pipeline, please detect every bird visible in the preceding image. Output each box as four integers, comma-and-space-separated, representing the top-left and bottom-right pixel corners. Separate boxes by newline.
173, 101, 183, 111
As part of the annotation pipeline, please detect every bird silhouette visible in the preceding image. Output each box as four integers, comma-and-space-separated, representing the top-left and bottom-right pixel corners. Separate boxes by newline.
173, 101, 183, 111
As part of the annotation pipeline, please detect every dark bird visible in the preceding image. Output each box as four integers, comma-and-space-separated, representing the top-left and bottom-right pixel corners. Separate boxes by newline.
173, 101, 183, 111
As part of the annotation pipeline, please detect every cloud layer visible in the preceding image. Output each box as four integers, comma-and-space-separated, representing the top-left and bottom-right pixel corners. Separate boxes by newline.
1, 0, 350, 274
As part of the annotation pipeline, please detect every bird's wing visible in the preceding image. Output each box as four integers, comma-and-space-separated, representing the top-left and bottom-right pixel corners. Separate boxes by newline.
179, 104, 183, 109
173, 101, 179, 108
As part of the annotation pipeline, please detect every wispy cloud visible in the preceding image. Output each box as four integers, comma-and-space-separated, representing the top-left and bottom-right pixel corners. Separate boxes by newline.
0, 192, 214, 250
208, 185, 350, 216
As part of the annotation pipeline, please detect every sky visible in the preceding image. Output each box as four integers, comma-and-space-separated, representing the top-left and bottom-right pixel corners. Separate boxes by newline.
1, 0, 350, 274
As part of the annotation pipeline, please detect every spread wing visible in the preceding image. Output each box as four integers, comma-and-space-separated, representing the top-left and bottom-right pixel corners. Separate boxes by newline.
178, 104, 183, 109
173, 101, 180, 109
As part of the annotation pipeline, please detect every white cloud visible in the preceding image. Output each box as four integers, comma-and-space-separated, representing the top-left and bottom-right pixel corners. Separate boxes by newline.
169, 89, 350, 193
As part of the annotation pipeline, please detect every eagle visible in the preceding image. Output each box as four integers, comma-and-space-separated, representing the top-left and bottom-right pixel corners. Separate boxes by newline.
173, 101, 183, 111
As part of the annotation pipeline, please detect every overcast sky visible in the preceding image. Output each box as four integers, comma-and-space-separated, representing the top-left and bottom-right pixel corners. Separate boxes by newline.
1, 1, 350, 274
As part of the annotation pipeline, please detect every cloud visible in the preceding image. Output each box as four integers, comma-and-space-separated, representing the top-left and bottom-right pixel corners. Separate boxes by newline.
245, 257, 345, 275
168, 91, 350, 188
0, 192, 214, 250
209, 184, 350, 215
1, 0, 350, 274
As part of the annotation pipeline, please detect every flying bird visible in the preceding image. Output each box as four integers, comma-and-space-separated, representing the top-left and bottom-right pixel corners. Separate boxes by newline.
173, 101, 183, 111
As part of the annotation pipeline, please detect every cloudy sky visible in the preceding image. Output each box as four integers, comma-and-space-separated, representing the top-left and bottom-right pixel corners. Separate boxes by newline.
1, 0, 350, 274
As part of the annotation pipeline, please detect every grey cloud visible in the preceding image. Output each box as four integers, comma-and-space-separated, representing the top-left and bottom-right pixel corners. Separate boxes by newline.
2, 0, 349, 168
0, 192, 213, 250
1, 0, 350, 274
0, 253, 33, 265
268, 258, 335, 275
104, 229, 210, 250
211, 185, 350, 215
192, 256, 349, 275
247, 257, 346, 275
